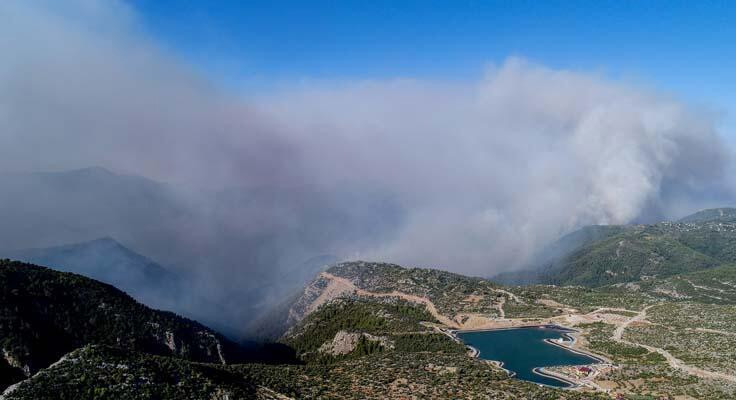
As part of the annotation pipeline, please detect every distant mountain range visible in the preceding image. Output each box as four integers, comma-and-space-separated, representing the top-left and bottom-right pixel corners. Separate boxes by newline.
0, 237, 253, 340
0, 167, 188, 260
495, 207, 736, 287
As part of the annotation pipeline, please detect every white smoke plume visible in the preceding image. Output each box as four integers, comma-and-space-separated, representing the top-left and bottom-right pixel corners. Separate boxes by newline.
256, 59, 732, 272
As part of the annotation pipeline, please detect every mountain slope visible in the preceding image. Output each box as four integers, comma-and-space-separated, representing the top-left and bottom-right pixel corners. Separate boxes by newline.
539, 224, 722, 286
5, 260, 735, 399
495, 224, 630, 284
2, 238, 181, 311
496, 207, 736, 287
290, 262, 736, 398
1, 346, 266, 400
678, 207, 736, 224
273, 261, 552, 337
0, 238, 245, 339
0, 260, 246, 391
624, 263, 736, 305
3, 344, 605, 400
0, 261, 604, 400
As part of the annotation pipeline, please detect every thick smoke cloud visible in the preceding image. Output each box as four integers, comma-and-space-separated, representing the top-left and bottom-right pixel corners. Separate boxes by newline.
1, 1, 733, 332
257, 62, 733, 272
0, 1, 299, 188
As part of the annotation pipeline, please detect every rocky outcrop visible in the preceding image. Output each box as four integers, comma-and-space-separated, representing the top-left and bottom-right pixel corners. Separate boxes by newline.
318, 330, 394, 356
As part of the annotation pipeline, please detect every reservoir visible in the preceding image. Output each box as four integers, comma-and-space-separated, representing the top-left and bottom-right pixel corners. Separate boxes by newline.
457, 326, 600, 387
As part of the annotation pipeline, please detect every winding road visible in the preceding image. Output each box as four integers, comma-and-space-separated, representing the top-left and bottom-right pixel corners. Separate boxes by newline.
610, 305, 736, 383
315, 272, 736, 385
320, 272, 461, 328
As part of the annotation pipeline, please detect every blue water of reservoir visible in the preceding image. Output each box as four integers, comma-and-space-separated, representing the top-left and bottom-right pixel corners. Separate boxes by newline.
457, 326, 599, 387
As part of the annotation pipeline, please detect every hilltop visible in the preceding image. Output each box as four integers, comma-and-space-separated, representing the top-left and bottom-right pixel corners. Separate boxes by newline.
1, 238, 180, 310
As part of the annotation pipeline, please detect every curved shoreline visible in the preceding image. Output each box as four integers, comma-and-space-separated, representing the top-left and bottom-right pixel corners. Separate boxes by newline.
451, 324, 605, 389
453, 324, 606, 363
465, 343, 480, 358
453, 323, 575, 334
469, 346, 517, 378
543, 337, 606, 364
532, 367, 580, 388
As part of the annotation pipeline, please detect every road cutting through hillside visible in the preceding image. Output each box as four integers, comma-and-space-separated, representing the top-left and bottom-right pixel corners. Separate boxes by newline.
318, 272, 736, 385
611, 304, 654, 341
320, 272, 461, 328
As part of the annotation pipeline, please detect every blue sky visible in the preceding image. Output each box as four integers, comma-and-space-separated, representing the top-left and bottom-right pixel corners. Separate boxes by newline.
134, 0, 735, 134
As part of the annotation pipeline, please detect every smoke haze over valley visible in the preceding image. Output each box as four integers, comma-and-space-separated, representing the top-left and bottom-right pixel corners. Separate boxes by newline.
2, 1, 735, 335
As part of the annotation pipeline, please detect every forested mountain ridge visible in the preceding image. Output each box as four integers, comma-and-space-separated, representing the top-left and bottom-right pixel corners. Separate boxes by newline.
0, 260, 246, 392
678, 207, 736, 224
495, 208, 736, 287
1, 238, 180, 312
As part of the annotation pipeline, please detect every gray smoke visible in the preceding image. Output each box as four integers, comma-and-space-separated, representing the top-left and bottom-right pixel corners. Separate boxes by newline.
255, 60, 734, 272
1, 1, 733, 333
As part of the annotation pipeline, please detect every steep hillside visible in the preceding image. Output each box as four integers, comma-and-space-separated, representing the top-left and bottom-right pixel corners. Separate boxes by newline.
242, 254, 339, 341
495, 224, 630, 284
530, 224, 631, 271
1, 346, 266, 400
2, 238, 180, 311
496, 208, 736, 287
0, 260, 603, 400
3, 344, 605, 400
539, 224, 721, 286
0, 260, 245, 391
274, 261, 561, 339
0, 238, 255, 339
283, 297, 465, 363
679, 207, 736, 224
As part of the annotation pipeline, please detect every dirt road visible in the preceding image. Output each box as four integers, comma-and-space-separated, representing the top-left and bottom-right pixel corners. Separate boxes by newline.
610, 305, 736, 383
